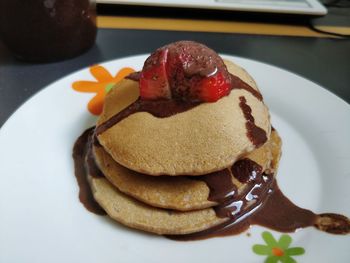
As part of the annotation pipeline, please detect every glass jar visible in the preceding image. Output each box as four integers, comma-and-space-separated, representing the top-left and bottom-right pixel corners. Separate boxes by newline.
0, 0, 97, 62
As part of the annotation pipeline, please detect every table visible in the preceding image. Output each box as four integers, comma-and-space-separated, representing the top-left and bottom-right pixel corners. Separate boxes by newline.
1, 5, 349, 127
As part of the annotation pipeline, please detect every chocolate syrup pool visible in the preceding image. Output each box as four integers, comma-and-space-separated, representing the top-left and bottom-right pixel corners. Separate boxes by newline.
73, 128, 350, 240
72, 128, 106, 215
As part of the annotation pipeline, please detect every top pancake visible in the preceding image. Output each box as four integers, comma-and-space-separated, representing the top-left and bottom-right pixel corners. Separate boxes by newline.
97, 60, 271, 176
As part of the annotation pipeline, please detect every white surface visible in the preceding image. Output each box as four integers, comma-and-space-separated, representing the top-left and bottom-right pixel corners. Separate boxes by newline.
0, 55, 349, 263
97, 0, 327, 15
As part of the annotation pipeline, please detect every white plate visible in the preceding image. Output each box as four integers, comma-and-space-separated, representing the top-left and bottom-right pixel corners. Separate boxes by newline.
0, 55, 349, 263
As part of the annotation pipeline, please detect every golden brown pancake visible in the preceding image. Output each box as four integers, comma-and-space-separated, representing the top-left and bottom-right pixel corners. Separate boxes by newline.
88, 175, 227, 235
93, 145, 214, 211
96, 60, 271, 176
93, 130, 281, 211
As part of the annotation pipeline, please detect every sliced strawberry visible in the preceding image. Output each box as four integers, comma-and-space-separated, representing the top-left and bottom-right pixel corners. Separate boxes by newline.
140, 48, 171, 100
140, 41, 232, 102
196, 72, 231, 102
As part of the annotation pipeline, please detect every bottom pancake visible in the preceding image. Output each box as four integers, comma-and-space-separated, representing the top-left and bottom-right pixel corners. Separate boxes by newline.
89, 175, 227, 235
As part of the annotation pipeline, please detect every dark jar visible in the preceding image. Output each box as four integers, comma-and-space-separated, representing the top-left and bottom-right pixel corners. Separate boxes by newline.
0, 0, 97, 62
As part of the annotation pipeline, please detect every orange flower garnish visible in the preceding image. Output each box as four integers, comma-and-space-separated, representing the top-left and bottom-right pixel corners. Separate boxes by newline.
72, 65, 135, 115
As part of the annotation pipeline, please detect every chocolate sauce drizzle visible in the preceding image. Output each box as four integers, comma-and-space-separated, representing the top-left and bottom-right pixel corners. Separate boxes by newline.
196, 159, 273, 220
231, 158, 263, 184
96, 73, 265, 139
230, 74, 262, 101
86, 139, 104, 179
200, 170, 236, 203
239, 96, 268, 147
95, 99, 200, 135
72, 128, 106, 215
169, 160, 350, 241
168, 181, 314, 241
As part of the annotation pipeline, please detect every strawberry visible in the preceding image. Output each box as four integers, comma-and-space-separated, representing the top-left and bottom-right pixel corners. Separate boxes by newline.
139, 41, 232, 102
140, 48, 171, 100
195, 72, 231, 102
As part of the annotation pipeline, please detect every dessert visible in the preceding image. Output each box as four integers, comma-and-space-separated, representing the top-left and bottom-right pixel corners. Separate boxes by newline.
73, 41, 350, 239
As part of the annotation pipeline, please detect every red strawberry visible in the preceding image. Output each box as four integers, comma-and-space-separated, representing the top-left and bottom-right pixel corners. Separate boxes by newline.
140, 41, 232, 102
195, 72, 231, 102
140, 48, 171, 100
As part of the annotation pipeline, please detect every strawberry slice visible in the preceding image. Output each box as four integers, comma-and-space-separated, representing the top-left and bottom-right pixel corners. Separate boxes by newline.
196, 72, 231, 102
140, 48, 171, 100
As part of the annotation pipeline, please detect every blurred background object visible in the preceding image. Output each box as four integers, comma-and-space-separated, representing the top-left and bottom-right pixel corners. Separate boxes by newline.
96, 0, 327, 15
0, 0, 97, 62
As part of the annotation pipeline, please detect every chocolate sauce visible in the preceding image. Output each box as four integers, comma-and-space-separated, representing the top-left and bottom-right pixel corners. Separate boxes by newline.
169, 181, 350, 241
95, 99, 200, 135
203, 159, 271, 218
168, 161, 273, 241
315, 213, 350, 234
230, 74, 263, 101
214, 172, 273, 219
86, 139, 104, 179
169, 159, 350, 240
72, 128, 106, 215
191, 159, 271, 220
251, 181, 316, 232
239, 96, 268, 147
200, 169, 236, 203
231, 158, 263, 184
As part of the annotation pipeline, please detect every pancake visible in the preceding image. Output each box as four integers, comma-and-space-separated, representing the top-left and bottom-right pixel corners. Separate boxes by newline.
88, 175, 227, 235
93, 129, 282, 211
96, 60, 271, 176
93, 145, 214, 211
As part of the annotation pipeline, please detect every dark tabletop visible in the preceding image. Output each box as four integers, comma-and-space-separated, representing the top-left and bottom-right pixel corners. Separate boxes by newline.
0, 28, 349, 128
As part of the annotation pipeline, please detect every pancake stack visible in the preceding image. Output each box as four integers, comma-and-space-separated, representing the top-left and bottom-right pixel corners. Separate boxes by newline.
84, 47, 282, 236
